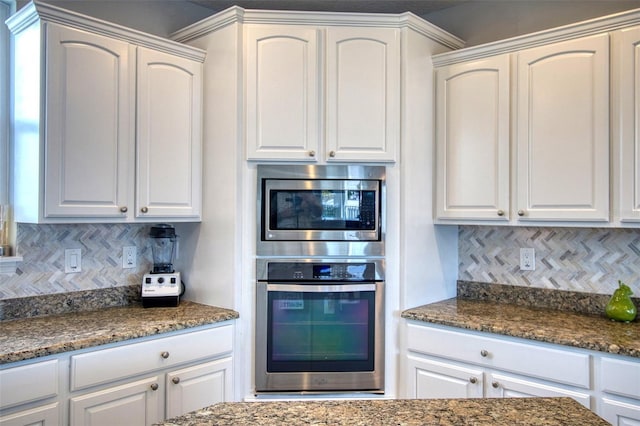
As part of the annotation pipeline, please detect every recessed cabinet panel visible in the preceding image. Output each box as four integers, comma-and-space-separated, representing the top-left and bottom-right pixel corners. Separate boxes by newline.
617, 26, 640, 223
326, 27, 399, 162
245, 26, 320, 160
516, 34, 610, 221
44, 23, 132, 218
435, 55, 510, 221
136, 47, 202, 219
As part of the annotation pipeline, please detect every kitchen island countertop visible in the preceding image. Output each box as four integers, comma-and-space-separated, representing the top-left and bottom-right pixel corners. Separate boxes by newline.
0, 301, 239, 364
402, 297, 639, 358
157, 397, 608, 425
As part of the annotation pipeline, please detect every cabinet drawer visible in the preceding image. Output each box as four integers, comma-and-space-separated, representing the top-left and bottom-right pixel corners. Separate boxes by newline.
600, 356, 640, 399
0, 359, 59, 409
71, 325, 233, 391
407, 323, 590, 388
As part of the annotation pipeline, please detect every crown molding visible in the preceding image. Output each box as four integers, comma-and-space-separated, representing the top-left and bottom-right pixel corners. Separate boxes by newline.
7, 1, 206, 62
432, 7, 640, 67
171, 5, 464, 50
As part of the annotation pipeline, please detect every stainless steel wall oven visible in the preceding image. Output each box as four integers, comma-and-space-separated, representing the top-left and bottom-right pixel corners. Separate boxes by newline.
255, 258, 385, 394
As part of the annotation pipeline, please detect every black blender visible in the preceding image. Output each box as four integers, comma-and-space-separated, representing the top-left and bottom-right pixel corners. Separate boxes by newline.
142, 224, 183, 308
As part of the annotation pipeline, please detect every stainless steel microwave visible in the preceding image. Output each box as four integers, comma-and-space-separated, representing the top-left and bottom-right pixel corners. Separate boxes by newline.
257, 165, 385, 257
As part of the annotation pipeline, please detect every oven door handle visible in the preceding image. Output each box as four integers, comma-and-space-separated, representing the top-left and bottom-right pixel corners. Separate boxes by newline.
265, 283, 377, 293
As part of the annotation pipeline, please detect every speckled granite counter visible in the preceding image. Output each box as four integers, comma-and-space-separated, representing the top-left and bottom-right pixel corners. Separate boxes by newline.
402, 297, 639, 358
0, 301, 239, 364
158, 397, 608, 425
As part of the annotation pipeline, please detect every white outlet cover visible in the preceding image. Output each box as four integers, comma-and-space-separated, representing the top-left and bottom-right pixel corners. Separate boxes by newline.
519, 247, 535, 271
65, 248, 82, 273
123, 246, 137, 269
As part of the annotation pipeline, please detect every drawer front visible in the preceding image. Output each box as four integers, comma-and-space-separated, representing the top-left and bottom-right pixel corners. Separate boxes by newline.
0, 359, 59, 409
407, 322, 590, 388
71, 324, 233, 391
600, 356, 640, 399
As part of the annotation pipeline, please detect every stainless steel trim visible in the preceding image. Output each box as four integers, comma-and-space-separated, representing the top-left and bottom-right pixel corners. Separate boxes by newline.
256, 258, 385, 282
266, 283, 377, 292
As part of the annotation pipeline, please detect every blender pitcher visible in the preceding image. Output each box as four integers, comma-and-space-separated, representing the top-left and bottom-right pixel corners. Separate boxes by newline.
149, 224, 177, 273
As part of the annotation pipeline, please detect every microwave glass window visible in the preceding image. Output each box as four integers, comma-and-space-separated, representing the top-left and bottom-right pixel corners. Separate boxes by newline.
269, 190, 376, 231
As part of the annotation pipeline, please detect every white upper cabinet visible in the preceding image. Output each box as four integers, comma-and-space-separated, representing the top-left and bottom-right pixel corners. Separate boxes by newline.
245, 25, 320, 161
613, 25, 640, 224
8, 2, 204, 223
325, 26, 400, 162
245, 24, 400, 163
435, 55, 511, 221
43, 24, 134, 220
136, 47, 202, 220
516, 34, 610, 222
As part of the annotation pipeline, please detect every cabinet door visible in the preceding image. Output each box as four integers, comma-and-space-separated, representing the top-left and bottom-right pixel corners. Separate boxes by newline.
136, 47, 202, 220
615, 26, 640, 223
69, 376, 162, 426
245, 25, 320, 161
600, 398, 640, 425
435, 55, 510, 221
326, 27, 400, 162
165, 357, 233, 419
45, 23, 134, 218
516, 34, 609, 222
406, 355, 483, 399
486, 372, 591, 408
0, 403, 60, 426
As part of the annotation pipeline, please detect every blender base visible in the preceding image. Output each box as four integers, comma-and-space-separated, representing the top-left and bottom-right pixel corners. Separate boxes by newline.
142, 295, 180, 308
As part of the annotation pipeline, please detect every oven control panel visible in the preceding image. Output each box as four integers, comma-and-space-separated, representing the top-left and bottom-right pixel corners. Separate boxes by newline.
266, 262, 377, 281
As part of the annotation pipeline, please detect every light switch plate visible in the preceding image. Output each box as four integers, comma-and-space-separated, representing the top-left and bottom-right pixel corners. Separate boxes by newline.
65, 248, 82, 273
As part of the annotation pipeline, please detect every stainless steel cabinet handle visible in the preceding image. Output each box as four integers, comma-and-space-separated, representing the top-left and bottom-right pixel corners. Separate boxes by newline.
161, 351, 170, 359
150, 383, 159, 391
329, 151, 336, 158
497, 210, 504, 216
120, 206, 128, 213
517, 210, 525, 216
141, 207, 149, 214
492, 381, 500, 388
469, 377, 477, 384
172, 377, 180, 384
308, 150, 316, 157
480, 350, 488, 357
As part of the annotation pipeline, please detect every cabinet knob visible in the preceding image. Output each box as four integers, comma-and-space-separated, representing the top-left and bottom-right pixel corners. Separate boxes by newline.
469, 377, 477, 384
480, 350, 488, 357
497, 210, 504, 216
492, 381, 500, 389
308, 150, 316, 157
120, 206, 128, 213
150, 383, 159, 391
517, 210, 525, 216
141, 207, 149, 214
172, 377, 181, 385
161, 351, 170, 359
329, 151, 336, 158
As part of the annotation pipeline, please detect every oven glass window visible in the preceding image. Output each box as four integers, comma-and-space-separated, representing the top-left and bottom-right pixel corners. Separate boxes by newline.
267, 290, 375, 372
269, 190, 376, 231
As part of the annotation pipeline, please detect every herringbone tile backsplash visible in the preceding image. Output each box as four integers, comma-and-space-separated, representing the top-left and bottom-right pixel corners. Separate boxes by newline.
459, 226, 640, 295
1, 223, 153, 299
2, 224, 639, 299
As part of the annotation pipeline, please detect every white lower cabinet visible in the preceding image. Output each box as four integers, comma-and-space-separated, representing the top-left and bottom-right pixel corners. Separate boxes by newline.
0, 323, 234, 426
404, 321, 639, 423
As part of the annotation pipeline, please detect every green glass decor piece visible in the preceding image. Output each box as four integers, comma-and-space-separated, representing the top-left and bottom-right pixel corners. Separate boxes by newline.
605, 281, 637, 322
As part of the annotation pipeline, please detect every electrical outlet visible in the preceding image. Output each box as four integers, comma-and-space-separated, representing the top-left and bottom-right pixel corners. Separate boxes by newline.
123, 246, 137, 269
520, 248, 535, 271
65, 248, 82, 273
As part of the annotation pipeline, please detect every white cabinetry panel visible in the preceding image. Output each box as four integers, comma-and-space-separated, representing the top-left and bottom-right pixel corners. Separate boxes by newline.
406, 355, 483, 399
435, 55, 510, 221
516, 34, 610, 222
0, 403, 60, 426
245, 25, 320, 161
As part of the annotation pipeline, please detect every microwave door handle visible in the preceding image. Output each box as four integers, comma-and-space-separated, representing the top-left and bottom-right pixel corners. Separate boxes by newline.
266, 283, 376, 293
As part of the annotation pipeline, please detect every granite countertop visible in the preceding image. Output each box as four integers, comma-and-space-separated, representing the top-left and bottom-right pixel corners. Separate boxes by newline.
0, 301, 239, 364
158, 397, 608, 425
402, 297, 639, 358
